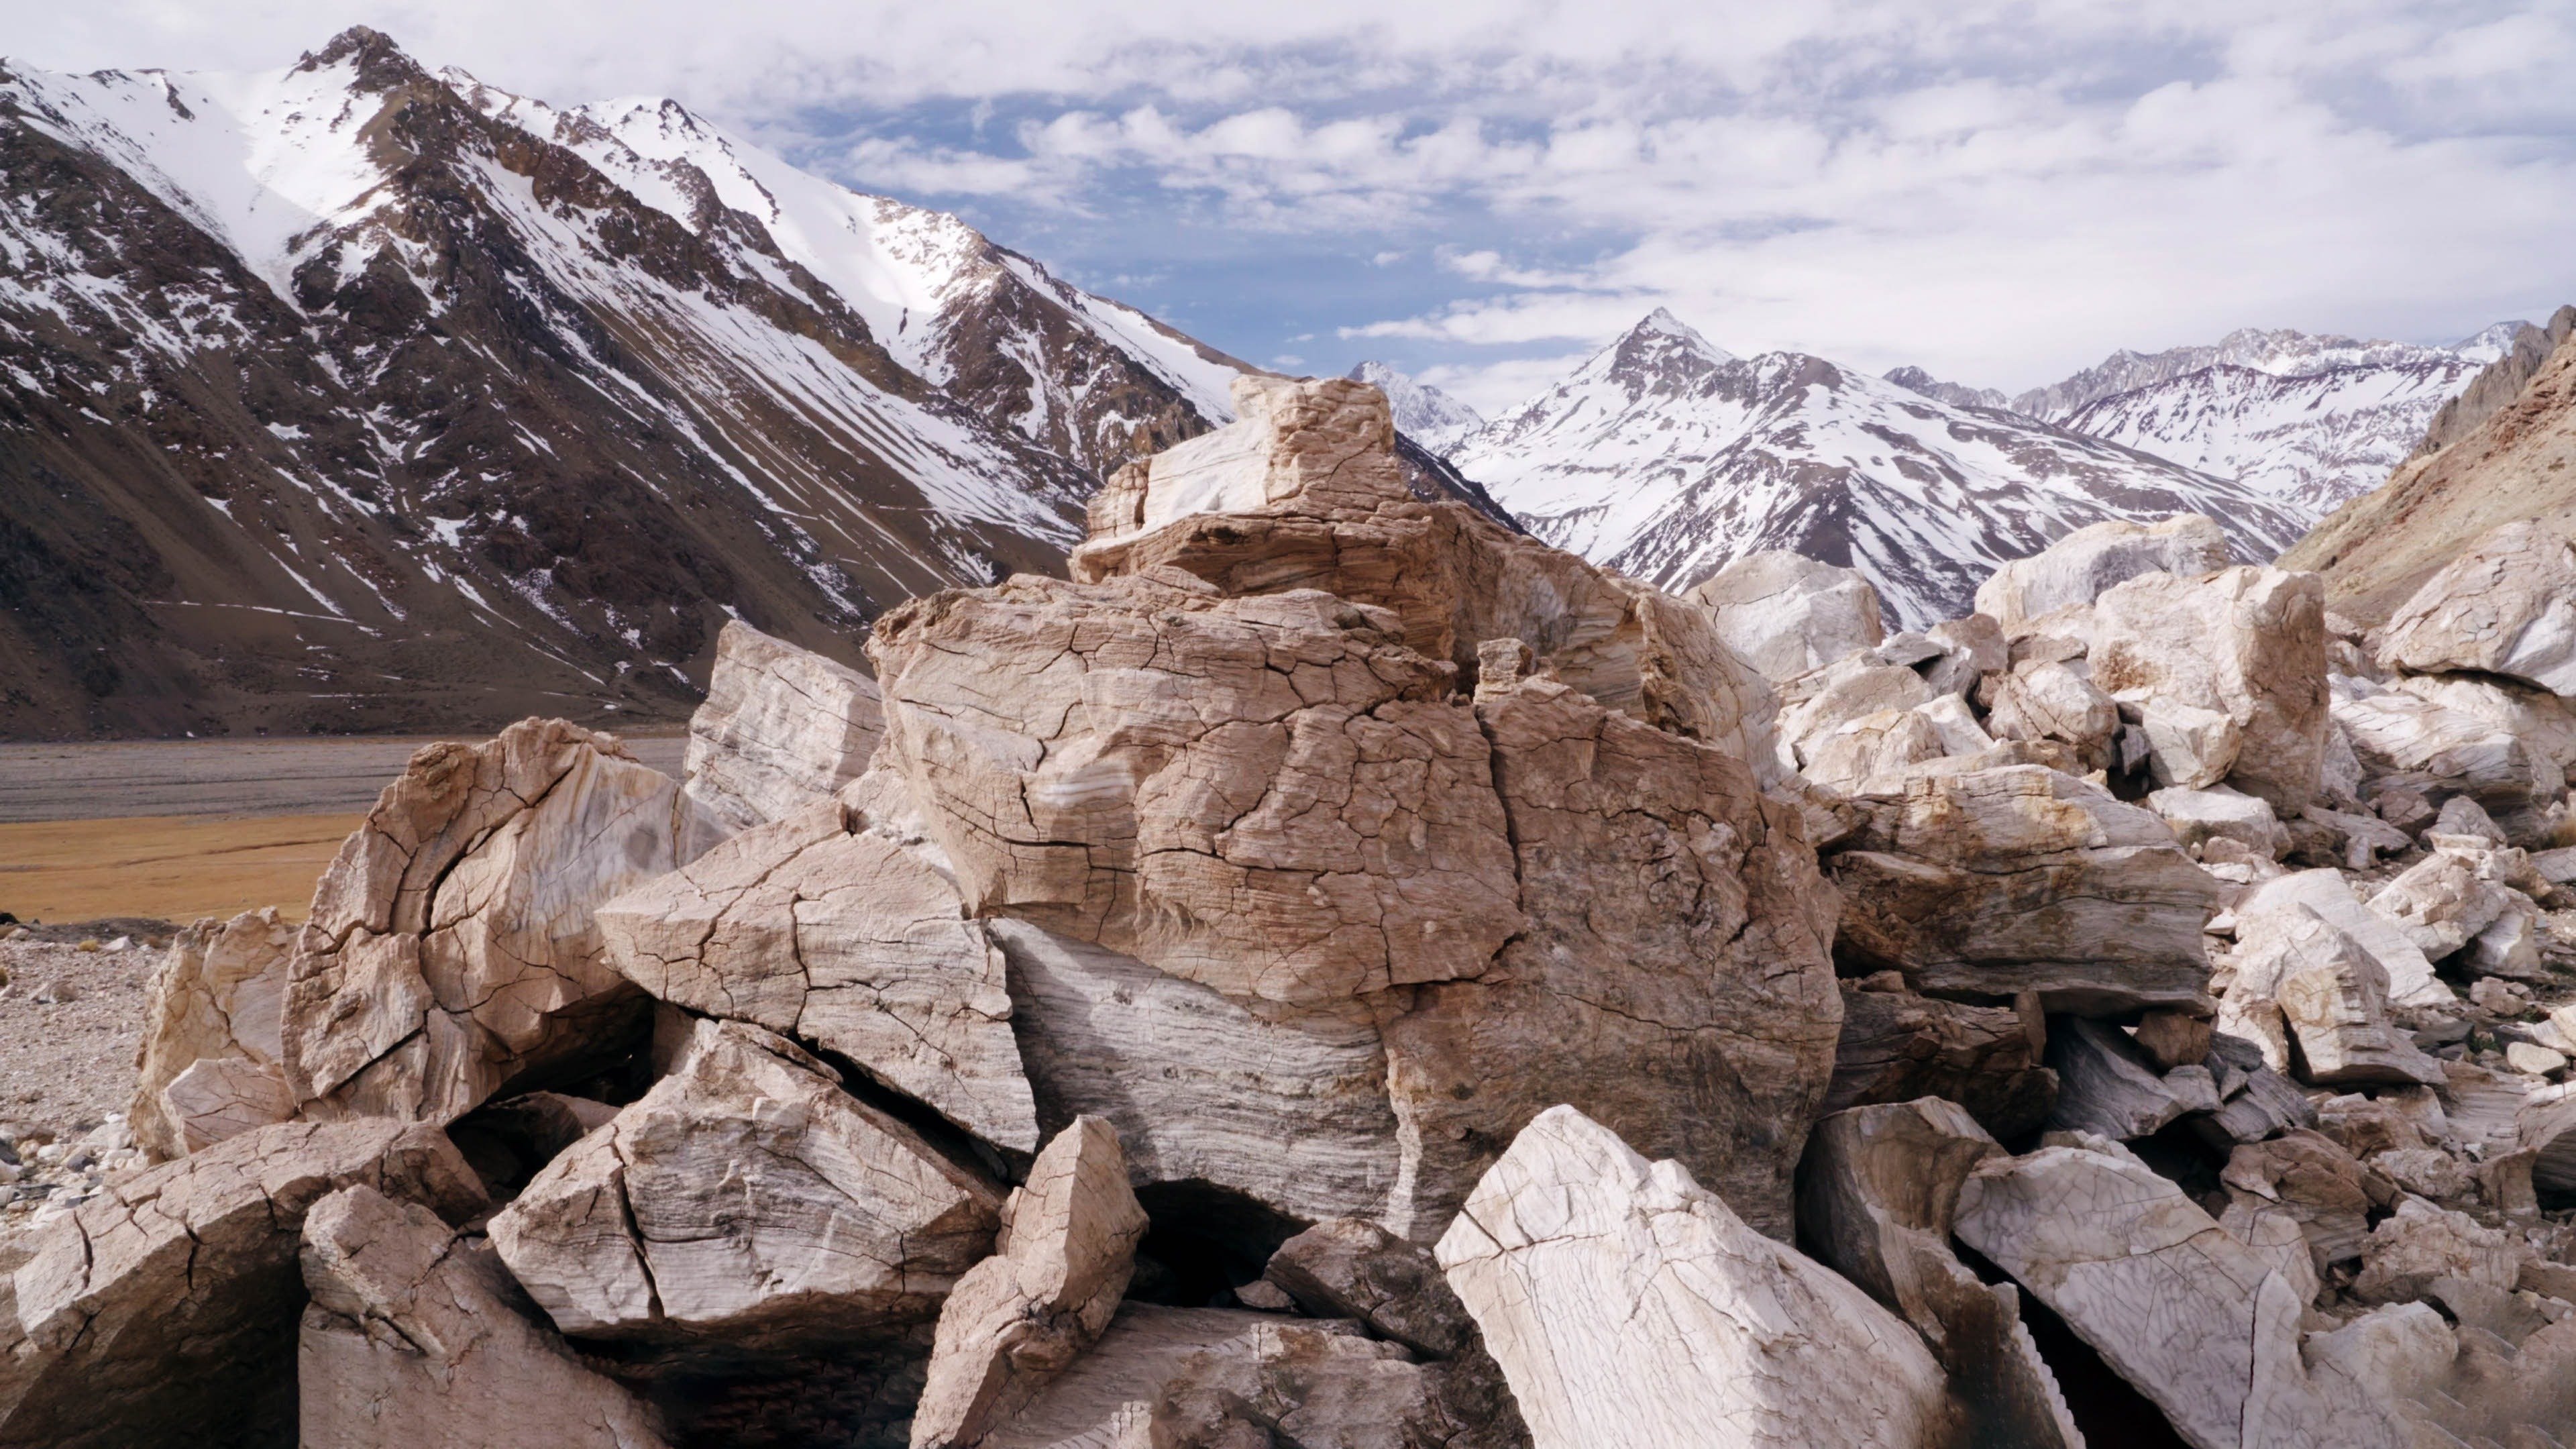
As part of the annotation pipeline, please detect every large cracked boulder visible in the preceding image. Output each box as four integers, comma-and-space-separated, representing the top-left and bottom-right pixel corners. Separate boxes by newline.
1954, 1137, 2404, 1449
1376, 676, 1841, 1241
299, 1185, 674, 1448
490, 1018, 1002, 1345
869, 574, 1524, 1008
1068, 374, 1783, 777
597, 790, 1038, 1153
2378, 519, 2576, 695
129, 906, 297, 1162
1683, 549, 1886, 682
2220, 902, 2445, 1087
284, 719, 705, 1124
1821, 983, 2057, 1140
1830, 765, 2222, 1014
0, 1120, 487, 1449
910, 1116, 1148, 1449
2090, 564, 2330, 812
1434, 1106, 1956, 1449
683, 618, 884, 837
1974, 515, 2231, 631
2330, 673, 2557, 809
2233, 869, 2452, 1009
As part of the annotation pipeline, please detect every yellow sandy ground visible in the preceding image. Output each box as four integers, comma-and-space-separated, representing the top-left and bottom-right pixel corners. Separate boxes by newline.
0, 813, 366, 926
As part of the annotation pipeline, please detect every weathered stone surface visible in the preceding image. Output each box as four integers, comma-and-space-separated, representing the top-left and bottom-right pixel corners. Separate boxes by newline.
1071, 376, 1782, 773
284, 719, 700, 1124
2045, 1016, 2191, 1140
2235, 868, 2453, 1008
2378, 520, 2576, 695
1780, 659, 1935, 765
2223, 902, 2445, 1087
299, 1185, 672, 1448
2194, 1065, 2320, 1148
0, 1119, 486, 1449
1799, 706, 1948, 794
911, 1116, 1148, 1449
683, 618, 884, 839
2133, 698, 2243, 790
2148, 785, 2286, 857
1955, 1137, 2402, 1449
1983, 661, 2117, 769
1796, 1100, 2080, 1449
490, 1018, 1002, 1344
869, 574, 1524, 1007
2331, 672, 2557, 808
2367, 842, 2533, 963
1378, 678, 1841, 1242
1921, 613, 2009, 696
597, 793, 1038, 1152
991, 918, 1405, 1229
1436, 1106, 1955, 1449
1823, 983, 2057, 1140
2090, 564, 2330, 812
1973, 515, 2231, 631
975, 1305, 1474, 1449
1831, 765, 2222, 1014
2218, 1130, 2390, 1270
2351, 1195, 2523, 1303
2394, 672, 2576, 800
129, 906, 295, 1162
1684, 549, 1885, 682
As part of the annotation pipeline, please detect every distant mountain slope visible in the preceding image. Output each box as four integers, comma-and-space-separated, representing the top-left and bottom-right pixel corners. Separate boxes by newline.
1454, 311, 2308, 629
0, 28, 1273, 740
1348, 361, 1484, 453
2282, 315, 2576, 625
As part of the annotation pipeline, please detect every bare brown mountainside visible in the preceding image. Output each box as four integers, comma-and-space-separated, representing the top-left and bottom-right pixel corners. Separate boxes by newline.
2282, 309, 2576, 623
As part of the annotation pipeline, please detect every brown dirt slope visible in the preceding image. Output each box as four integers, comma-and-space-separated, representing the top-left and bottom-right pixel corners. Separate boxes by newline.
2282, 321, 2576, 624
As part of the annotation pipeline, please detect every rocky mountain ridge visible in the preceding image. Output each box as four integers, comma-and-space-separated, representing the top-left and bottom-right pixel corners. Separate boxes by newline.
1347, 360, 1484, 452
1451, 309, 2310, 629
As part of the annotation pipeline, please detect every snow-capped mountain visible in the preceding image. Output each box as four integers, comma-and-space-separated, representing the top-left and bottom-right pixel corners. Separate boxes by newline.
2004, 325, 2531, 517
1454, 310, 2310, 629
1347, 361, 1484, 453
1882, 366, 2006, 411
0, 28, 1265, 738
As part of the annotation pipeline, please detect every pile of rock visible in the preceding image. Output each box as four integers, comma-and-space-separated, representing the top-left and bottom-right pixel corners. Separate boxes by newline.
7, 379, 2576, 1447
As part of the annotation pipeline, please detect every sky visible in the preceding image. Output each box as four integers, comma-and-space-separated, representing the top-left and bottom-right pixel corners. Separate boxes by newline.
11, 1, 2576, 414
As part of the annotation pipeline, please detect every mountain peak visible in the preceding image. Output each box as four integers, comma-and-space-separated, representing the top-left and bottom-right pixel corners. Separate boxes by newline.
1348, 361, 1485, 452
298, 25, 427, 89
1628, 307, 1733, 363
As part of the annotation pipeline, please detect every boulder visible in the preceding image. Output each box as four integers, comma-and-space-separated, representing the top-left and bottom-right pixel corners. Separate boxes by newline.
283, 719, 702, 1124
1830, 765, 2222, 1014
1920, 613, 2009, 696
2351, 1195, 2523, 1303
2377, 519, 2576, 694
1954, 1138, 2403, 1449
2147, 785, 2287, 858
1684, 549, 1885, 681
2392, 673, 2576, 800
1799, 707, 1947, 794
1377, 677, 1842, 1241
1070, 375, 1782, 773
2090, 564, 2330, 812
2233, 869, 2453, 1008
2045, 1016, 2192, 1140
129, 906, 295, 1161
0, 1120, 486, 1449
970, 1305, 1477, 1449
489, 1018, 1002, 1344
1973, 515, 2231, 631
1796, 1100, 2081, 1449
1780, 659, 1935, 763
596, 792, 1038, 1153
2366, 841, 2536, 963
2218, 1130, 2392, 1270
2330, 673, 2555, 809
868, 574, 1524, 1008
1982, 661, 2117, 770
682, 618, 883, 838
1822, 983, 2057, 1140
299, 1185, 673, 1448
2131, 698, 2244, 790
910, 1117, 1148, 1449
1435, 1106, 1957, 1449
2223, 903, 2445, 1087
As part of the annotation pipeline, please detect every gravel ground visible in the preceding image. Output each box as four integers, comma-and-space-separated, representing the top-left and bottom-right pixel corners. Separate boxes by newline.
0, 932, 159, 1233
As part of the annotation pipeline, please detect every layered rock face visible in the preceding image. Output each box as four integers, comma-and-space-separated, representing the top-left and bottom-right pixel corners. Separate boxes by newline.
45, 376, 2576, 1448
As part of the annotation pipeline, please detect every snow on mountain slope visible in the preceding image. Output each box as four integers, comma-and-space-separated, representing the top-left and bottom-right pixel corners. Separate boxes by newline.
1347, 361, 1485, 453
452, 80, 1248, 474
1454, 311, 2310, 629
2015, 325, 2529, 516
0, 28, 1181, 737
